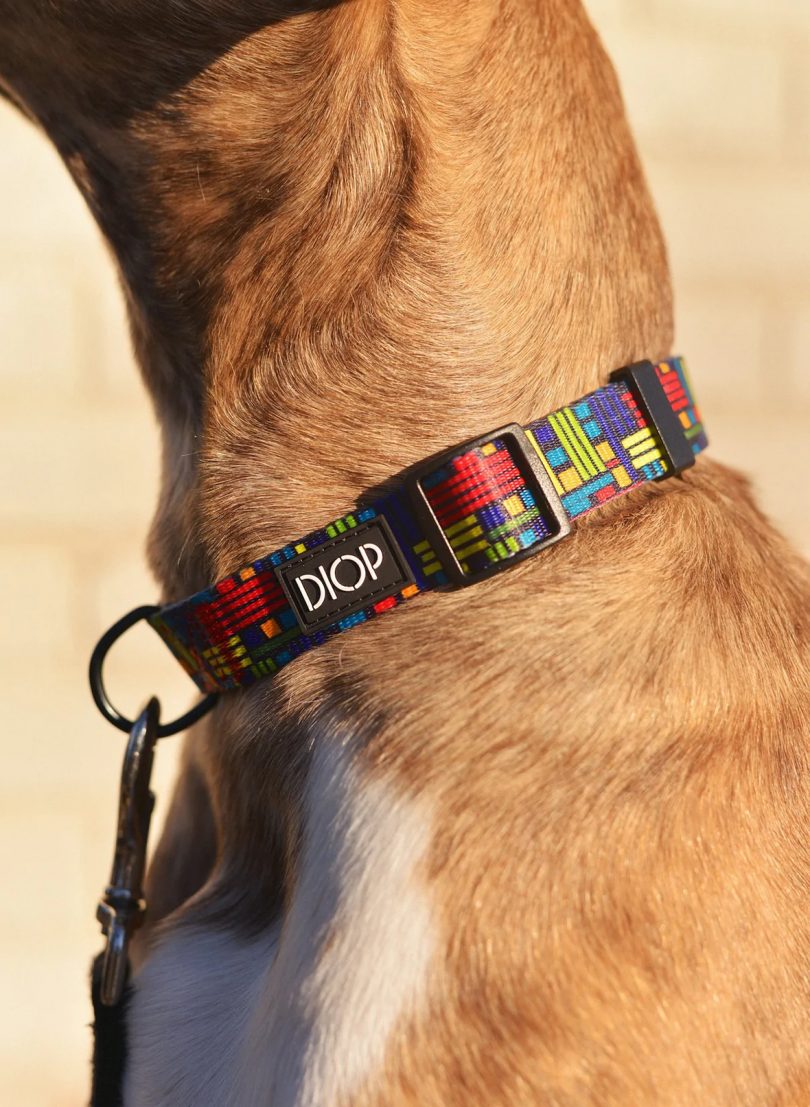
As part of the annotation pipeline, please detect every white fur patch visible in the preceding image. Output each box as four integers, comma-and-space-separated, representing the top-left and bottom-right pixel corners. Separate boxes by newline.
124, 736, 435, 1106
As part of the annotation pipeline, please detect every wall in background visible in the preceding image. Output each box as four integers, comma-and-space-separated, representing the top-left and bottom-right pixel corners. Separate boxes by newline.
0, 1, 808, 1103
594, 0, 810, 537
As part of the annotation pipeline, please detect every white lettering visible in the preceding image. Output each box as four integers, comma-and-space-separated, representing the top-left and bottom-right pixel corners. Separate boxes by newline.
358, 543, 383, 581
292, 541, 390, 615
317, 565, 338, 602
295, 573, 327, 613
330, 554, 366, 593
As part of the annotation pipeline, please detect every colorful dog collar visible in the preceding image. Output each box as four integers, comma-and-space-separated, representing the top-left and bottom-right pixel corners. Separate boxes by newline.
140, 357, 707, 696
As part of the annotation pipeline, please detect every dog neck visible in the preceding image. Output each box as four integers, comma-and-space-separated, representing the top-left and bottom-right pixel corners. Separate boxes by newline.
5, 0, 689, 924
3, 0, 671, 600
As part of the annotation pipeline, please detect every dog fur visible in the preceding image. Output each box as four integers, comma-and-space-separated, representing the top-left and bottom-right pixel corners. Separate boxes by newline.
2, 2, 809, 1104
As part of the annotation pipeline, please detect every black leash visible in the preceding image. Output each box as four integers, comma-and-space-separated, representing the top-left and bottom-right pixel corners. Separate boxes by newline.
87, 614, 218, 1105
88, 694, 167, 1105
90, 952, 132, 1107
89, 697, 158, 1106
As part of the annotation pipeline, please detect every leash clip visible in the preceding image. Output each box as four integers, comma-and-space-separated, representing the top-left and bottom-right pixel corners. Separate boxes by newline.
96, 697, 159, 1006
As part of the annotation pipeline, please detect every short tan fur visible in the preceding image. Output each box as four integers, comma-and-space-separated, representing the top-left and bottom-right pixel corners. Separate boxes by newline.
1, 2, 808, 1103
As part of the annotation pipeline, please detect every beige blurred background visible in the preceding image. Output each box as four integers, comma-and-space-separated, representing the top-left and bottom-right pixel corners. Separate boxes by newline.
1, 1, 809, 1104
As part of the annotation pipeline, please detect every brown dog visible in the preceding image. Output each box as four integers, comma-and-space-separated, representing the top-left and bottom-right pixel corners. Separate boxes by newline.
2, 3, 809, 1105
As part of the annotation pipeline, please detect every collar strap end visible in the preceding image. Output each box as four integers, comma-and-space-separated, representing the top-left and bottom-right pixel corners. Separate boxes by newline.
610, 360, 698, 477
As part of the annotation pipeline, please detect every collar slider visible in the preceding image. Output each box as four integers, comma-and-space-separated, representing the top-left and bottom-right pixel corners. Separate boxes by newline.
610, 360, 696, 477
406, 423, 571, 587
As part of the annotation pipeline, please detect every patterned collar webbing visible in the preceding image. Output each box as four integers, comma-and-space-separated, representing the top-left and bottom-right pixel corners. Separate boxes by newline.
149, 357, 707, 694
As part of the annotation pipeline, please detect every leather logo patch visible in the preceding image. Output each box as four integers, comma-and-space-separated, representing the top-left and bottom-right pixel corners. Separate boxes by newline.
275, 518, 414, 633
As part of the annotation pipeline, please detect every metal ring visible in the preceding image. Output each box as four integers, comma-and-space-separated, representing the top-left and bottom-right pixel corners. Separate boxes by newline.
89, 605, 219, 738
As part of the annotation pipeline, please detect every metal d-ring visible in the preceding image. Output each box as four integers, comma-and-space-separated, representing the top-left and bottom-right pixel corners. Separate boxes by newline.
89, 604, 219, 738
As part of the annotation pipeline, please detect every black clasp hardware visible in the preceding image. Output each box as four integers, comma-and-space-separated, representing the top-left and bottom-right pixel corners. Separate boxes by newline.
89, 605, 218, 737
96, 698, 159, 1007
610, 361, 695, 478
90, 607, 218, 1007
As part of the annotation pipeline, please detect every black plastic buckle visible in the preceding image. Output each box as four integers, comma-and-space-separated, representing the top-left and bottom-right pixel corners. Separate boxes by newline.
406, 423, 571, 587
610, 361, 695, 478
